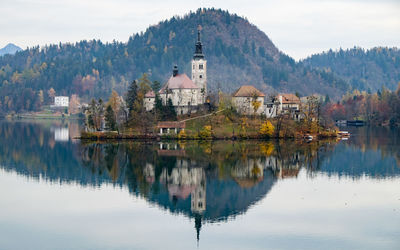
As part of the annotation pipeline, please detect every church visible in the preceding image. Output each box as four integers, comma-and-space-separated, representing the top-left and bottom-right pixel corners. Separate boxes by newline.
144, 29, 207, 115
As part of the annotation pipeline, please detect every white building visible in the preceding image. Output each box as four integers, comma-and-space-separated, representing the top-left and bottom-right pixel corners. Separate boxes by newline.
144, 29, 207, 115
275, 93, 301, 120
54, 96, 69, 107
232, 85, 265, 115
263, 101, 278, 118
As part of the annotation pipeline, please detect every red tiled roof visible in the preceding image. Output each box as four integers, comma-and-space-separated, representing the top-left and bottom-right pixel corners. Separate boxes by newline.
278, 93, 300, 104
159, 73, 199, 93
232, 85, 265, 97
145, 91, 155, 98
157, 121, 186, 129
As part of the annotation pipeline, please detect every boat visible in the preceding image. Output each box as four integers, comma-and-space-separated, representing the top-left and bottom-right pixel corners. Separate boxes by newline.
304, 135, 313, 141
338, 131, 350, 137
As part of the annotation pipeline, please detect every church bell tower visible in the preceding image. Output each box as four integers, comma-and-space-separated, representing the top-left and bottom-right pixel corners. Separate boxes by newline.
191, 27, 207, 104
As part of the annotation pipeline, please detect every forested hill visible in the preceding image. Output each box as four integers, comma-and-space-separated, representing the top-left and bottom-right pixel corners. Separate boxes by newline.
302, 47, 400, 92
0, 8, 350, 113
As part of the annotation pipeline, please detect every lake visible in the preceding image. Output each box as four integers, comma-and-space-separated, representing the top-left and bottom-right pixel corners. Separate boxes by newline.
0, 120, 399, 250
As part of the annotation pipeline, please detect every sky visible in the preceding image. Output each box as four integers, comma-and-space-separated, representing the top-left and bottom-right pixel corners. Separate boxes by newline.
0, 0, 399, 60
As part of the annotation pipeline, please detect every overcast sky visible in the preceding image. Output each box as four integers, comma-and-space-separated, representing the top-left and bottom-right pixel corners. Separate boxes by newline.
1, 0, 399, 60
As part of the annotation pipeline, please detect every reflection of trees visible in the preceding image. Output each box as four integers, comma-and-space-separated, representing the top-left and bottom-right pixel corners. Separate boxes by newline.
2, 120, 400, 227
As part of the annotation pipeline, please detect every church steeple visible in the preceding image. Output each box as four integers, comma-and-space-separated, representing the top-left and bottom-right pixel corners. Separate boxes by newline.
191, 25, 207, 104
193, 28, 204, 59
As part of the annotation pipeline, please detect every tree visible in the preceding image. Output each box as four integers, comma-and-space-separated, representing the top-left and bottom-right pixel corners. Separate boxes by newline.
126, 80, 138, 112
152, 80, 161, 92
105, 105, 117, 131
69, 94, 80, 115
251, 92, 262, 116
165, 98, 177, 120
107, 90, 121, 114
47, 88, 56, 103
259, 120, 275, 137
324, 94, 330, 104
38, 90, 44, 107
154, 93, 164, 120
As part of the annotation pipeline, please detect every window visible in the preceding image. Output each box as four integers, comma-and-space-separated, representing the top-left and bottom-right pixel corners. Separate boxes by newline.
199, 64, 203, 69
199, 75, 202, 79
193, 65, 195, 69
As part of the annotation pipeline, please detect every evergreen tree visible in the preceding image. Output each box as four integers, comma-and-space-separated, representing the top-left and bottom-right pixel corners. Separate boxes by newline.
166, 98, 177, 120
105, 105, 117, 131
154, 93, 164, 120
152, 80, 161, 93
324, 94, 331, 104
126, 80, 138, 112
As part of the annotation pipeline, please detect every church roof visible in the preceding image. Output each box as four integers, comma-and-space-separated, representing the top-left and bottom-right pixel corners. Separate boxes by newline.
159, 73, 199, 93
232, 85, 265, 97
145, 90, 155, 98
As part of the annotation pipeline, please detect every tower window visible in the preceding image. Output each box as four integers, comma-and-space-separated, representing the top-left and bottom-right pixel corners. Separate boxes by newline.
199, 64, 203, 70
193, 65, 195, 69
199, 75, 202, 79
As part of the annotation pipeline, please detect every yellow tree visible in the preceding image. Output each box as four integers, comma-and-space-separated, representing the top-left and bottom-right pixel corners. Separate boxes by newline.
38, 90, 44, 106
259, 120, 275, 137
69, 94, 80, 115
107, 90, 121, 115
47, 87, 56, 103
251, 92, 262, 116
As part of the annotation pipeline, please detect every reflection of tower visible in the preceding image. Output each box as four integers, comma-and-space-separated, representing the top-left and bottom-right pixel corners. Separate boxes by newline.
191, 167, 206, 244
194, 213, 202, 243
191, 168, 206, 213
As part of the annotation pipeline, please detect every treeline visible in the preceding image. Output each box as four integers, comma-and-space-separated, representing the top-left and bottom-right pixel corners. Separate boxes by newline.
303, 47, 400, 92
84, 74, 178, 134
322, 84, 400, 126
0, 8, 352, 114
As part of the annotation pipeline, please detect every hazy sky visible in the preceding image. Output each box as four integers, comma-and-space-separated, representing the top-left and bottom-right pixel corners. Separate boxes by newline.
1, 0, 399, 60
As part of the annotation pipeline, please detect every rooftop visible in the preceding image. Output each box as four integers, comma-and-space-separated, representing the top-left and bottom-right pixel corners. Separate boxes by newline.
278, 93, 300, 104
160, 73, 199, 93
157, 121, 186, 129
232, 85, 265, 97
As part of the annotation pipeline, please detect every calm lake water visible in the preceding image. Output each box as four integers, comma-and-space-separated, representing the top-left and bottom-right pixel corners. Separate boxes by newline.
0, 120, 399, 250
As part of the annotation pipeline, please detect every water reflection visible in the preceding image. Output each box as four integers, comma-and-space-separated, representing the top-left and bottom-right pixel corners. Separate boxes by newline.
0, 121, 399, 242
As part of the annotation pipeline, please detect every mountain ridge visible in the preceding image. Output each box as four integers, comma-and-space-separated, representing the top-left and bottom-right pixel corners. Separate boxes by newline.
0, 43, 22, 56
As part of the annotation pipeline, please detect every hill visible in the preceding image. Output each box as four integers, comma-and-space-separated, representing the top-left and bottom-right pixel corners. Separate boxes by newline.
0, 43, 22, 56
302, 47, 400, 92
0, 8, 349, 113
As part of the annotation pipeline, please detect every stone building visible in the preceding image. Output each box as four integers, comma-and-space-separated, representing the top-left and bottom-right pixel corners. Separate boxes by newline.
232, 85, 265, 115
144, 29, 207, 115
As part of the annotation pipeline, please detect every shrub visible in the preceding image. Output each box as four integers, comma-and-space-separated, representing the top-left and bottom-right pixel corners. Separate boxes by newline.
259, 120, 275, 137
199, 125, 212, 139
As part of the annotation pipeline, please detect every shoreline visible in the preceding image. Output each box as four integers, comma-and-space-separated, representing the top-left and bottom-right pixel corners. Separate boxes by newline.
78, 131, 339, 141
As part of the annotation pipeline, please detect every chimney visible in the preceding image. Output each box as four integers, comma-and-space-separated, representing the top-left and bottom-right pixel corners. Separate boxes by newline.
173, 65, 178, 77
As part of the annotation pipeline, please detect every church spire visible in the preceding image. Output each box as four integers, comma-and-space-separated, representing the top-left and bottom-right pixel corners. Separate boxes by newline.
193, 26, 204, 59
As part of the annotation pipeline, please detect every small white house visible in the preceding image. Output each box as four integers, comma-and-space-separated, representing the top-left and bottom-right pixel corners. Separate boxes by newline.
54, 96, 69, 107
